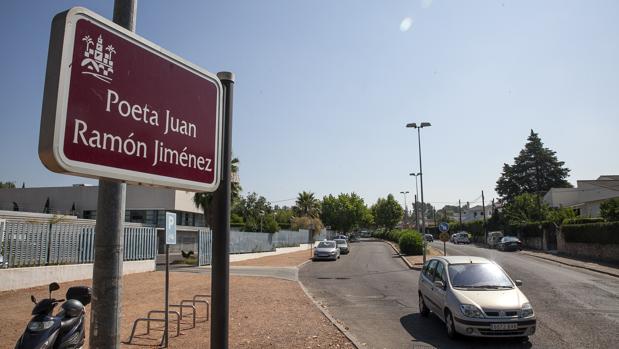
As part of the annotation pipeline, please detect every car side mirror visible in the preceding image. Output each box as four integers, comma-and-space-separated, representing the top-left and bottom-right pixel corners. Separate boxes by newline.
515, 280, 523, 286
434, 280, 445, 289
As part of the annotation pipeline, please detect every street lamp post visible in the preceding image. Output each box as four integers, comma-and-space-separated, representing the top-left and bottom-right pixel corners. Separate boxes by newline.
409, 172, 420, 231
406, 122, 431, 264
400, 191, 409, 227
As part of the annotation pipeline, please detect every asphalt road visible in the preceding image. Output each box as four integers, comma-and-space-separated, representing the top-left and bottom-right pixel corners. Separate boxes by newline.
298, 239, 619, 349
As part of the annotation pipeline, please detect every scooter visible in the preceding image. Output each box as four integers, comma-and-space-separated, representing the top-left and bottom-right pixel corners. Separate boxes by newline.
15, 282, 92, 349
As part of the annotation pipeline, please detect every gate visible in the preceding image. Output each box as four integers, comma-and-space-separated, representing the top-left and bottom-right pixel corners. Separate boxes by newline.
198, 228, 212, 266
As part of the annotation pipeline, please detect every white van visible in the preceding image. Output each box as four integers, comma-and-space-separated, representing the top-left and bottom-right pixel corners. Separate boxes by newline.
487, 231, 504, 248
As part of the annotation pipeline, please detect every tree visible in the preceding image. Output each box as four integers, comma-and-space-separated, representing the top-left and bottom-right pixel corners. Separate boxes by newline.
496, 130, 572, 203
600, 198, 619, 221
294, 191, 321, 218
273, 206, 295, 226
0, 181, 16, 188
194, 157, 241, 227
372, 194, 403, 231
502, 193, 549, 224
234, 192, 273, 231
320, 193, 371, 233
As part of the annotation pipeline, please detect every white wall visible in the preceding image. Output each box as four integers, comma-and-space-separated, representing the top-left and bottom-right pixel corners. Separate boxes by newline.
0, 260, 155, 291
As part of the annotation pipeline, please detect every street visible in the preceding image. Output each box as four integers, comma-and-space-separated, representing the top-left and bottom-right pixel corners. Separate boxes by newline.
299, 240, 619, 349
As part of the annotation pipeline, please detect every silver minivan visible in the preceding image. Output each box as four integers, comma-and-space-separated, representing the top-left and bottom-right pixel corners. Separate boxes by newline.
418, 256, 536, 340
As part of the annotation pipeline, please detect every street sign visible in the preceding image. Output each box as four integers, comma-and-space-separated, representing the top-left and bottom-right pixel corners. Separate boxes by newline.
439, 232, 450, 242
438, 222, 450, 233
165, 212, 177, 245
39, 7, 223, 192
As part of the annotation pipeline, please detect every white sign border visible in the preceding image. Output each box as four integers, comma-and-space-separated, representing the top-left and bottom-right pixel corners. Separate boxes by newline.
40, 7, 223, 193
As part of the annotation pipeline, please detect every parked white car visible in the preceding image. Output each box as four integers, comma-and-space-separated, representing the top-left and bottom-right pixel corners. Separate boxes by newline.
487, 231, 504, 248
418, 256, 536, 340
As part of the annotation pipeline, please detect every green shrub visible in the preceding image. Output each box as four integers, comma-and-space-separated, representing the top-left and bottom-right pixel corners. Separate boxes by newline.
399, 232, 424, 255
600, 198, 619, 221
562, 222, 619, 244
563, 217, 605, 225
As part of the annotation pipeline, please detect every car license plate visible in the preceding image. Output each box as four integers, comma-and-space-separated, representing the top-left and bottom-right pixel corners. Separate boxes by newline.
491, 323, 518, 330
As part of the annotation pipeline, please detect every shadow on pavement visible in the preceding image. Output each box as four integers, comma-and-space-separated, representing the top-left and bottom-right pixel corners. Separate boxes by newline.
400, 313, 533, 349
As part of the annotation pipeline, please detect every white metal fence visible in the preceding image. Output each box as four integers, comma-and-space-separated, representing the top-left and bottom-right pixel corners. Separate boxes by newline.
0, 220, 156, 268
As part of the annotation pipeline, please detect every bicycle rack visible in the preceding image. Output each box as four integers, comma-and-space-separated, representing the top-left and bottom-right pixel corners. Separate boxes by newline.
124, 294, 210, 346
193, 294, 211, 321
145, 310, 181, 336
180, 298, 209, 322
169, 303, 197, 328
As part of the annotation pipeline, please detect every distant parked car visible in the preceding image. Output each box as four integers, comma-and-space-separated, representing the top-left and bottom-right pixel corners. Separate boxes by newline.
313, 241, 340, 261
487, 231, 504, 248
335, 234, 348, 240
424, 234, 434, 242
497, 236, 523, 251
335, 239, 350, 254
452, 232, 470, 244
349, 234, 359, 242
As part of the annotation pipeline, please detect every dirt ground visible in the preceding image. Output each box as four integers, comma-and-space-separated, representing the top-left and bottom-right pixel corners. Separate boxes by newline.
0, 271, 352, 348
231, 249, 312, 267
404, 245, 444, 266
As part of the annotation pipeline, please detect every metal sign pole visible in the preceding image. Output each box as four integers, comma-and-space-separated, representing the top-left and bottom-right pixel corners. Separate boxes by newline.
211, 72, 234, 349
89, 3, 135, 347
164, 212, 176, 348
164, 243, 169, 347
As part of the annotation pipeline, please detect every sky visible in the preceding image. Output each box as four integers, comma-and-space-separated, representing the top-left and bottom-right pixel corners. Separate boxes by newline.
0, 0, 618, 211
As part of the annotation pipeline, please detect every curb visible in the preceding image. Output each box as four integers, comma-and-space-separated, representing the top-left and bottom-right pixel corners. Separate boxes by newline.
382, 240, 421, 270
520, 251, 619, 279
297, 279, 363, 348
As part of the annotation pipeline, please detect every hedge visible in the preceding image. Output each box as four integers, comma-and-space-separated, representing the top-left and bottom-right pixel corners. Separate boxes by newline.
562, 222, 619, 244
399, 232, 424, 255
373, 228, 420, 243
563, 217, 605, 225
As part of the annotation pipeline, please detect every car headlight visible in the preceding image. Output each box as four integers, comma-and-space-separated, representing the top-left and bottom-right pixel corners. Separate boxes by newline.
460, 304, 484, 318
520, 303, 534, 318
27, 320, 55, 331
330, 251, 336, 255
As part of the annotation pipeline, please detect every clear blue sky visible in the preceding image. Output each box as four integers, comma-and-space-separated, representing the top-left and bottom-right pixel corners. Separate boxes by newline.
1, 0, 618, 210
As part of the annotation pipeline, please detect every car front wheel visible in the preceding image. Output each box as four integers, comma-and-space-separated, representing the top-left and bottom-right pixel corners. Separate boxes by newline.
445, 310, 457, 339
419, 294, 429, 317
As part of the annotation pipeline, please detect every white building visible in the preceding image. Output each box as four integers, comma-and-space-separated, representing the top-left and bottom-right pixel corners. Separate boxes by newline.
0, 184, 206, 253
449, 204, 493, 223
544, 175, 619, 217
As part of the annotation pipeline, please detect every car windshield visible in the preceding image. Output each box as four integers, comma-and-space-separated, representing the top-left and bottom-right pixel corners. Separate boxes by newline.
334, 239, 346, 245
317, 241, 335, 248
448, 263, 513, 289
502, 236, 519, 242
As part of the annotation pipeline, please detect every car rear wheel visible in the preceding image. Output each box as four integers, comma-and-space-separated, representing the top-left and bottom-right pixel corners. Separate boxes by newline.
419, 294, 429, 317
445, 310, 457, 339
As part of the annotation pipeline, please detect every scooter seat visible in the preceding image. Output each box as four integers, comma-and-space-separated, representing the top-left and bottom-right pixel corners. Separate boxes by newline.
60, 317, 81, 333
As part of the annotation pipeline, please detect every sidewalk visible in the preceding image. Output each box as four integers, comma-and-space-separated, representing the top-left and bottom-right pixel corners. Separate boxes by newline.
230, 243, 313, 262
520, 250, 619, 278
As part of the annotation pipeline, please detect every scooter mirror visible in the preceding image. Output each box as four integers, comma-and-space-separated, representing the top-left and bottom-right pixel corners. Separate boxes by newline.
31, 295, 37, 304
49, 282, 60, 292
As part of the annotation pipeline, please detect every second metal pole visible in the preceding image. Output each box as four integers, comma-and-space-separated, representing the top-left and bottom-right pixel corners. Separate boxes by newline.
211, 72, 234, 349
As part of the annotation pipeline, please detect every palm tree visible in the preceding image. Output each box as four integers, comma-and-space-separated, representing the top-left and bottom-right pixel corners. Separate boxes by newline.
82, 35, 93, 52
294, 191, 321, 218
194, 157, 241, 227
105, 45, 116, 58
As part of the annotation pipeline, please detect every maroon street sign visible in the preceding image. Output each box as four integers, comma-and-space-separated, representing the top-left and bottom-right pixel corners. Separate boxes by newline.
39, 7, 223, 192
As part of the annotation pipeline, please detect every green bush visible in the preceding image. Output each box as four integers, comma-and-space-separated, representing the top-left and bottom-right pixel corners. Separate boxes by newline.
562, 222, 619, 244
563, 217, 605, 225
600, 198, 619, 221
399, 232, 424, 255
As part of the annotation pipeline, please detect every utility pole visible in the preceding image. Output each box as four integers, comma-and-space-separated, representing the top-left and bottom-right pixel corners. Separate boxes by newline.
400, 191, 409, 228
89, 1, 135, 347
481, 190, 487, 245
458, 199, 463, 228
